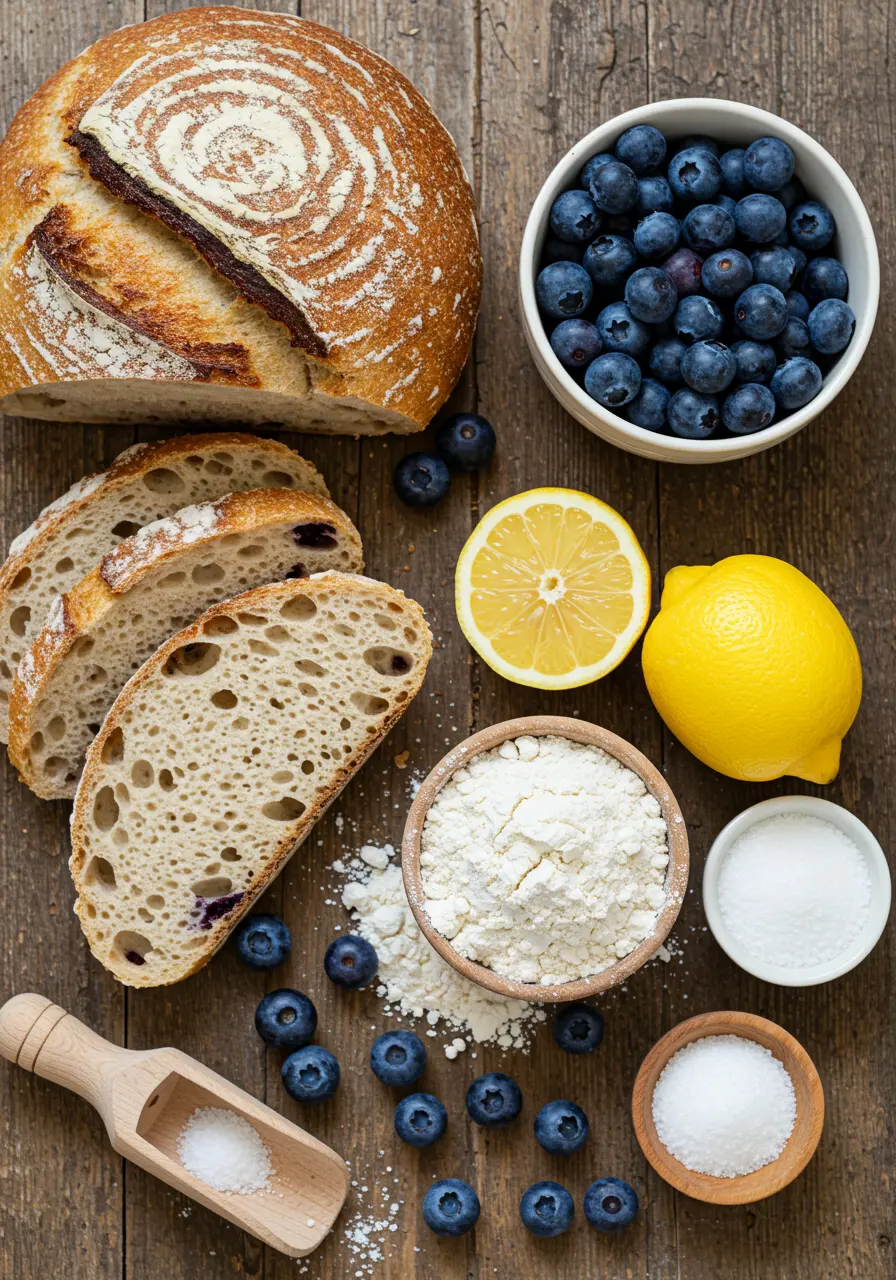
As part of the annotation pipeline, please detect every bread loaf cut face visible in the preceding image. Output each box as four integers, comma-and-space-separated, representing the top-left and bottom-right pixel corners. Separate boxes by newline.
9, 490, 362, 799
69, 573, 432, 987
0, 8, 481, 433
0, 433, 328, 742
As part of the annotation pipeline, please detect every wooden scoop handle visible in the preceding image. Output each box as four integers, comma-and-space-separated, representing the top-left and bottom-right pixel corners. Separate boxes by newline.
0, 993, 129, 1110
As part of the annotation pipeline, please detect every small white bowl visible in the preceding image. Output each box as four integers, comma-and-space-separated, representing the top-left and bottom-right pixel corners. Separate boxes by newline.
519, 98, 880, 464
703, 796, 891, 986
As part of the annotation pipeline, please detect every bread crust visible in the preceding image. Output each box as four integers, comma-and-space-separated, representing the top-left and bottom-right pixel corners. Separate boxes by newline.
0, 7, 481, 432
69, 572, 432, 986
8, 489, 362, 795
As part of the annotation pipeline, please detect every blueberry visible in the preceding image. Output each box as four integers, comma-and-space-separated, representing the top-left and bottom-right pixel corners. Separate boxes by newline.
719, 148, 747, 196
785, 290, 810, 321
369, 1030, 427, 1087
734, 193, 787, 243
667, 147, 722, 202
465, 1072, 523, 1128
750, 246, 797, 292
394, 1092, 447, 1148
681, 340, 736, 394
775, 316, 812, 361
234, 913, 291, 969
786, 244, 808, 277
633, 211, 680, 259
324, 935, 378, 989
535, 260, 593, 318
734, 283, 788, 340
649, 335, 688, 383
422, 1180, 480, 1237
776, 175, 807, 211
674, 294, 724, 346
255, 988, 317, 1051
681, 203, 735, 254
662, 247, 704, 296
595, 303, 651, 357
771, 356, 823, 409
615, 123, 667, 174
520, 1181, 575, 1238
722, 383, 777, 434
808, 298, 855, 354
625, 378, 670, 432
588, 159, 639, 213
549, 189, 602, 244
552, 1003, 605, 1054
635, 174, 674, 217
583, 1178, 639, 1233
393, 453, 450, 508
583, 234, 638, 287
714, 193, 738, 217
436, 412, 497, 470
624, 267, 678, 324
668, 388, 721, 439
584, 352, 642, 408
677, 134, 721, 158
281, 1045, 340, 1104
789, 200, 835, 251
701, 248, 753, 298
550, 319, 602, 371
541, 235, 584, 266
534, 1100, 589, 1155
579, 152, 615, 190
731, 339, 777, 382
802, 257, 849, 304
743, 136, 795, 192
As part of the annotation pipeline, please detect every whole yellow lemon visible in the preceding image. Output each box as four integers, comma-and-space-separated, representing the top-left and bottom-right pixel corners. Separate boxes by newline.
641, 555, 861, 783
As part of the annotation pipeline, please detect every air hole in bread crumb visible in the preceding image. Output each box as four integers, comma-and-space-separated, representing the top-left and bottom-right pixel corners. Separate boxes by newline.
192, 876, 233, 898
221, 847, 241, 862
203, 615, 239, 636
45, 756, 75, 782
364, 647, 413, 676
162, 643, 221, 677
160, 571, 188, 589
138, 908, 154, 924
301, 760, 315, 775
387, 601, 403, 614
297, 659, 326, 676
272, 770, 294, 783
142, 468, 185, 495
340, 717, 351, 731
265, 625, 291, 643
262, 796, 307, 822
147, 894, 165, 909
30, 731, 44, 751
186, 455, 203, 469
261, 469, 295, 486
238, 544, 265, 560
237, 612, 268, 627
131, 760, 154, 787
93, 786, 120, 831
270, 697, 285, 710
85, 855, 116, 890
111, 521, 140, 539
351, 692, 390, 715
405, 628, 418, 643
374, 613, 398, 632
212, 689, 238, 709
10, 566, 31, 589
101, 726, 125, 763
84, 902, 97, 919
10, 605, 30, 636
280, 595, 316, 622
114, 930, 153, 965
192, 562, 226, 585
159, 769, 175, 792
249, 639, 278, 658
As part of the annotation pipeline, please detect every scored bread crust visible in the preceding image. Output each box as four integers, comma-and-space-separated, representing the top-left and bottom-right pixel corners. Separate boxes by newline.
9, 489, 362, 799
69, 572, 432, 987
0, 432, 328, 741
0, 7, 481, 433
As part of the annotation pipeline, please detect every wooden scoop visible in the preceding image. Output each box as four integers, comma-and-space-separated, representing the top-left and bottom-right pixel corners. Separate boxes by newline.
0, 993, 348, 1257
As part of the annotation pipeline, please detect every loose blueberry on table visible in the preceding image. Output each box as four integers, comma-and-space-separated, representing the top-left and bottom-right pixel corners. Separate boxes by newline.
583, 1177, 640, 1233
324, 934, 379, 989
393, 453, 450, 508
436, 411, 497, 470
538, 124, 854, 440
254, 988, 317, 1051
519, 1180, 575, 1237
422, 1179, 480, 1237
233, 913, 291, 969
369, 1029, 427, 1087
465, 1071, 523, 1128
534, 1099, 590, 1155
552, 1002, 605, 1054
281, 1045, 340, 1104
394, 1092, 448, 1148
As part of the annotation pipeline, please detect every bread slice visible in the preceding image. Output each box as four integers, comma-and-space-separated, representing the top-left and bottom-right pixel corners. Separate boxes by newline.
0, 432, 328, 741
69, 573, 432, 987
9, 490, 362, 800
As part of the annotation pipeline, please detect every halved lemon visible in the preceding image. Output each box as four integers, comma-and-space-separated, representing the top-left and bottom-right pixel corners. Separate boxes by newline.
456, 488, 651, 690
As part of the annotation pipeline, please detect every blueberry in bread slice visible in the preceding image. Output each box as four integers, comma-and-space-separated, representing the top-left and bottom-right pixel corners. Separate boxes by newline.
0, 432, 328, 742
9, 490, 361, 800
69, 573, 432, 987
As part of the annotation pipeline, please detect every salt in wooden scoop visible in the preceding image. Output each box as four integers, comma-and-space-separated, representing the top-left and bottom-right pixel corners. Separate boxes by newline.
0, 993, 349, 1257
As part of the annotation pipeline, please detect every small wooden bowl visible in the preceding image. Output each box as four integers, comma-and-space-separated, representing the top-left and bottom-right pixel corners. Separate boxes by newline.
401, 715, 689, 1003
632, 1011, 825, 1205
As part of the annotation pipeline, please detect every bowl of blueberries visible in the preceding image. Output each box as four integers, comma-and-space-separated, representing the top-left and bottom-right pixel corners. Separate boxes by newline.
520, 98, 879, 463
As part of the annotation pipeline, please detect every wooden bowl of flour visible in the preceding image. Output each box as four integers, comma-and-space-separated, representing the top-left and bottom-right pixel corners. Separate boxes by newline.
401, 715, 689, 1003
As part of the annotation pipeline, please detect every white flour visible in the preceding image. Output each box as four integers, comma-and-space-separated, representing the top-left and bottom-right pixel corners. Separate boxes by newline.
419, 735, 670, 985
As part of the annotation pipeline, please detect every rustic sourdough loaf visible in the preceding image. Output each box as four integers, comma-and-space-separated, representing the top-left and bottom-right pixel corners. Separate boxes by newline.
9, 490, 362, 800
69, 572, 431, 987
0, 432, 327, 742
0, 7, 481, 432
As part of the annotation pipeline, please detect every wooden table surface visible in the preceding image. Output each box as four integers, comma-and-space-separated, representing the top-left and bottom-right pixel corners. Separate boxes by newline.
0, 2, 892, 1278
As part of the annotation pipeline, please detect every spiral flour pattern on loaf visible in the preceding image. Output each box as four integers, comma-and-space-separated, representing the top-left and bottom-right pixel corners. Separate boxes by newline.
0, 7, 481, 433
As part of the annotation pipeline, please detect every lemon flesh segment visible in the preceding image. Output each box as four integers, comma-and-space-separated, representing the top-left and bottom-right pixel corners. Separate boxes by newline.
456, 489, 651, 690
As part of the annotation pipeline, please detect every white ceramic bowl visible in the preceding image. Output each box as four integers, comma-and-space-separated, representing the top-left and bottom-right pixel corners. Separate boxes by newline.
703, 796, 891, 986
520, 98, 880, 464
